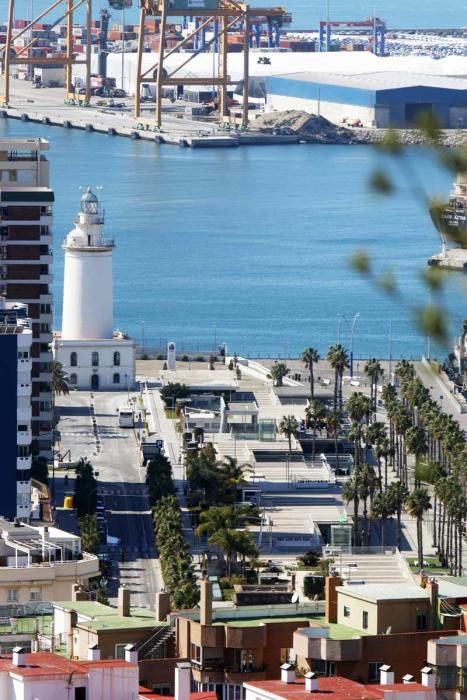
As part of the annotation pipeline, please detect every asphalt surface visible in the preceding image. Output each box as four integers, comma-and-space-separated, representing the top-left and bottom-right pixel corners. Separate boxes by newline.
55, 390, 162, 608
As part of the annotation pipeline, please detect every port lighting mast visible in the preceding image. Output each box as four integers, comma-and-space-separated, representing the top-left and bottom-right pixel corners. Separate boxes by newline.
1, 0, 94, 107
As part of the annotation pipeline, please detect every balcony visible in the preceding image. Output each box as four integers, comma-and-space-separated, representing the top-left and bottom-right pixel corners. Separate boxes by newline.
225, 666, 267, 683
39, 254, 53, 264
38, 410, 53, 421
225, 625, 266, 649
39, 332, 52, 343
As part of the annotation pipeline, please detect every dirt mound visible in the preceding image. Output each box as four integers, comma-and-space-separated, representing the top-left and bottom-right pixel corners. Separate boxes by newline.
253, 110, 356, 143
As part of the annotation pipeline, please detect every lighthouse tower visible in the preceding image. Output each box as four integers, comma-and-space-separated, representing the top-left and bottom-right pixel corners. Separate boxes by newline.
53, 188, 135, 391
62, 188, 113, 340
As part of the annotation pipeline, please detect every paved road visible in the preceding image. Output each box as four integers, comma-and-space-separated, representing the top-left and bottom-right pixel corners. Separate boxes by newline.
56, 390, 162, 608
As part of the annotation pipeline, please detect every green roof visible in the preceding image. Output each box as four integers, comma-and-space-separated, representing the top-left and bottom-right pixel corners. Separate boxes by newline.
214, 615, 320, 628
311, 616, 369, 640
55, 601, 164, 632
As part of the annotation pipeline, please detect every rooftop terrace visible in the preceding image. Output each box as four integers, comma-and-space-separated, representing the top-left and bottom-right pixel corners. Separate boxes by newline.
55, 601, 163, 631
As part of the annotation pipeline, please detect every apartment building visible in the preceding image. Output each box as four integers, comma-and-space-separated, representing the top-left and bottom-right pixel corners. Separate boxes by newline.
0, 299, 33, 520
0, 138, 54, 459
0, 518, 99, 605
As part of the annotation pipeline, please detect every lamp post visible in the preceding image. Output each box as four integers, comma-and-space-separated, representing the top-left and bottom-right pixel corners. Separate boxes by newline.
349, 313, 360, 378
121, 5, 125, 91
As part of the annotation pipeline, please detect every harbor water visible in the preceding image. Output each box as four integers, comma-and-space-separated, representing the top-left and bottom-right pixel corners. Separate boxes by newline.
1, 118, 464, 359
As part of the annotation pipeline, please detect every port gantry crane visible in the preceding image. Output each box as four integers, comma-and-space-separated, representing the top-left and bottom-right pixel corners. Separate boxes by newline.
135, 0, 291, 130
1, 0, 95, 107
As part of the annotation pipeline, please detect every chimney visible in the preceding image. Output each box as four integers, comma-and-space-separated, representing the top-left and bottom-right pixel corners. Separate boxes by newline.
325, 575, 342, 624
304, 671, 319, 692
155, 591, 171, 621
421, 667, 435, 689
402, 674, 415, 684
200, 580, 213, 626
12, 647, 27, 667
379, 665, 394, 685
118, 585, 130, 617
31, 640, 39, 653
175, 661, 191, 700
88, 644, 101, 661
280, 663, 295, 684
124, 643, 138, 664
72, 583, 88, 602
426, 580, 439, 629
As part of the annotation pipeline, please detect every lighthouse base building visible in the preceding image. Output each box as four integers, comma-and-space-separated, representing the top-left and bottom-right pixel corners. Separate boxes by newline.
53, 335, 135, 391
52, 188, 135, 391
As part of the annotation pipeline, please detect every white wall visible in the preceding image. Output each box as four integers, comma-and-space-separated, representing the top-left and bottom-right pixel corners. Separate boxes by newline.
266, 94, 375, 127
53, 339, 136, 390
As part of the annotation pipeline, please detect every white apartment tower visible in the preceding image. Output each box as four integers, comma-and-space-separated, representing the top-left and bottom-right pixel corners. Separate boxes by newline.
53, 188, 135, 390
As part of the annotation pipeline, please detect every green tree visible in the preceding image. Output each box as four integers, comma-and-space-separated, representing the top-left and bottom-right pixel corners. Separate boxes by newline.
301, 347, 320, 400
74, 457, 97, 517
406, 426, 428, 486
347, 392, 371, 468
52, 361, 69, 396
387, 481, 409, 550
406, 487, 432, 570
326, 410, 342, 472
79, 514, 100, 554
305, 400, 327, 461
160, 382, 189, 408
356, 464, 378, 545
327, 344, 349, 411
364, 358, 384, 414
146, 453, 175, 505
342, 477, 360, 546
279, 415, 299, 455
371, 491, 392, 548
269, 362, 290, 387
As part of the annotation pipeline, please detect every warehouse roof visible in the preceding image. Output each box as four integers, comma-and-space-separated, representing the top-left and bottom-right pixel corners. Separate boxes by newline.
267, 70, 467, 91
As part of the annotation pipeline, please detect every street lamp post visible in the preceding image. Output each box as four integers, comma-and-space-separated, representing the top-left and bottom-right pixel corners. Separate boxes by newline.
349, 313, 360, 378
121, 6, 125, 91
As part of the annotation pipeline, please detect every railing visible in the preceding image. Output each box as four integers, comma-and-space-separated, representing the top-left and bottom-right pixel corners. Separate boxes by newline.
137, 624, 172, 659
322, 546, 397, 557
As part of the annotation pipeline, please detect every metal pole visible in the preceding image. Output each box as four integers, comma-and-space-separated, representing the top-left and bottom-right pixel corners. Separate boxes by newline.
66, 0, 73, 94
388, 318, 393, 383
4, 0, 15, 105
219, 14, 228, 120
134, 6, 146, 118
242, 8, 249, 129
350, 313, 360, 378
29, 0, 34, 80
85, 0, 92, 103
156, 0, 168, 129
121, 5, 125, 91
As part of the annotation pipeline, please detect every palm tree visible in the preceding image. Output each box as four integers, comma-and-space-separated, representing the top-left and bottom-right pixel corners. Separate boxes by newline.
387, 481, 409, 550
405, 426, 428, 486
356, 464, 378, 545
406, 487, 432, 570
346, 392, 371, 468
326, 410, 342, 471
364, 358, 384, 415
376, 437, 393, 489
305, 400, 327, 461
269, 362, 289, 387
279, 415, 299, 455
220, 456, 253, 501
371, 491, 392, 547
52, 360, 69, 396
301, 347, 320, 400
327, 344, 349, 411
342, 477, 360, 545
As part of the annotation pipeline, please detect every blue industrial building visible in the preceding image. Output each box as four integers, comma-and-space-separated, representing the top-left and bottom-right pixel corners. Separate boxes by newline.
265, 72, 467, 127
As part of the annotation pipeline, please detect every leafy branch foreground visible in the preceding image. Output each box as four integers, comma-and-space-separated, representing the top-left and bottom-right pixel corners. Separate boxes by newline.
352, 116, 467, 347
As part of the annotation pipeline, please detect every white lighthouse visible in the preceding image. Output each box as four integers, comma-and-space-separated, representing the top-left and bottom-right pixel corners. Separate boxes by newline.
53, 188, 135, 391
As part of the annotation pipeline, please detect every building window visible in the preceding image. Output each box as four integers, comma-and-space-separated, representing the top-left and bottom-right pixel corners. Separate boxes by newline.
113, 373, 120, 384
113, 351, 120, 366
17, 424, 28, 432
75, 689, 87, 700
17, 445, 30, 458
29, 588, 41, 602
92, 352, 99, 367
343, 606, 350, 617
312, 659, 336, 677
362, 611, 368, 630
190, 644, 201, 664
115, 643, 134, 660
368, 662, 385, 683
151, 685, 172, 696
70, 352, 77, 367
436, 666, 458, 690
17, 351, 29, 359
70, 374, 77, 386
7, 589, 18, 603
416, 613, 428, 631
16, 471, 31, 482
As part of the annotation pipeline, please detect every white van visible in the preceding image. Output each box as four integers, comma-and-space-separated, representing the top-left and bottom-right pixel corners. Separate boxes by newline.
118, 406, 134, 428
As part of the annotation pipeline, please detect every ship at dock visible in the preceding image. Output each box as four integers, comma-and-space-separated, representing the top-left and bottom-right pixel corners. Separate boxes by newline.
428, 172, 467, 272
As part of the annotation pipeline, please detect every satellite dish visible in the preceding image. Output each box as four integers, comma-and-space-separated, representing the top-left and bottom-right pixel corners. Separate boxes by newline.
291, 592, 299, 604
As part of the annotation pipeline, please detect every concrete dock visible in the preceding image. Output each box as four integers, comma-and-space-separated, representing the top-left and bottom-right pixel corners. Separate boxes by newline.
0, 80, 301, 148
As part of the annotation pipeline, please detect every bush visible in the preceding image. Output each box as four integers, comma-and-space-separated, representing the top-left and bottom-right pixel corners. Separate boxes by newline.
181, 354, 190, 362
195, 355, 205, 362
141, 354, 149, 360
156, 354, 164, 360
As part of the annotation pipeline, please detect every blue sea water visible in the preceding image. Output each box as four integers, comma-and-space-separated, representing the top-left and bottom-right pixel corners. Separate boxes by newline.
0, 119, 464, 360
7, 0, 467, 31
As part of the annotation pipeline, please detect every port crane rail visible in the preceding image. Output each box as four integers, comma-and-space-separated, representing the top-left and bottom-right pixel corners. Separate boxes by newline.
1, 0, 94, 106
136, 0, 290, 129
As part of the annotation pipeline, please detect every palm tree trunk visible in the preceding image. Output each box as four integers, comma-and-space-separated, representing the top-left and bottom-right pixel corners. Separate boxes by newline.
381, 515, 386, 548
310, 363, 314, 400
384, 456, 388, 489
396, 508, 402, 550
333, 370, 338, 412
312, 425, 316, 461
432, 496, 437, 548
353, 498, 359, 546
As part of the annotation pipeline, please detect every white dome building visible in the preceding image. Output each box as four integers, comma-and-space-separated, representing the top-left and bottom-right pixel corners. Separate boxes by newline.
53, 188, 135, 391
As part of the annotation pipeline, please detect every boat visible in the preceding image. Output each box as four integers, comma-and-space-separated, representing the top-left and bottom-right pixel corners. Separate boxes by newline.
428, 172, 467, 271
430, 172, 467, 249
